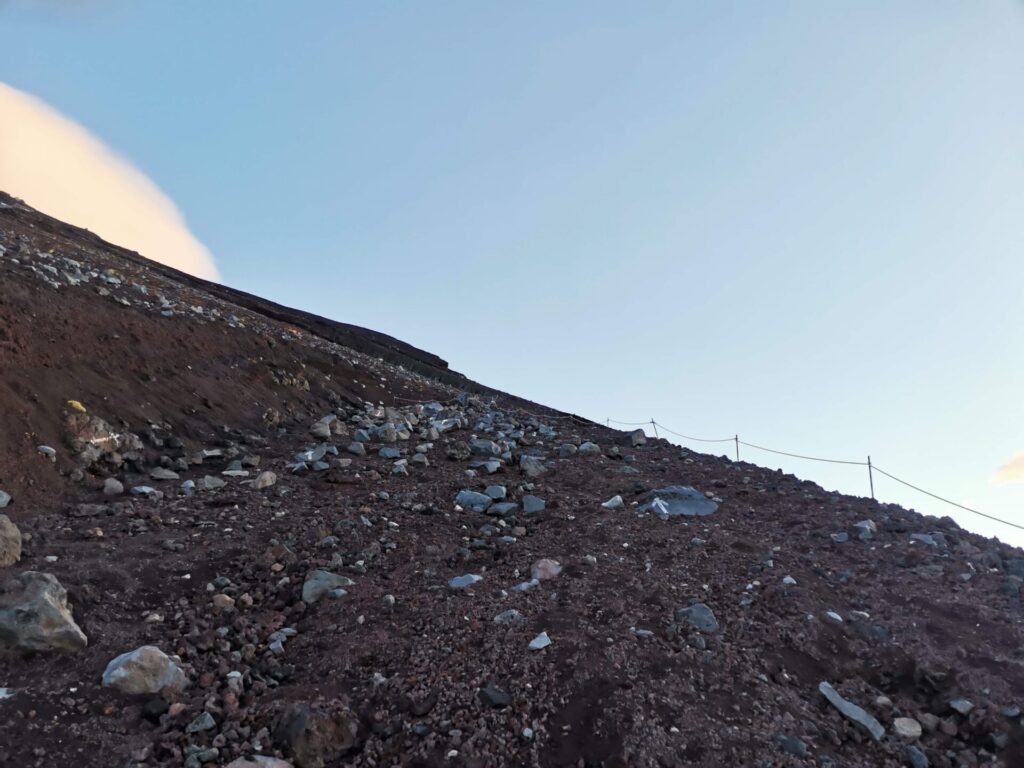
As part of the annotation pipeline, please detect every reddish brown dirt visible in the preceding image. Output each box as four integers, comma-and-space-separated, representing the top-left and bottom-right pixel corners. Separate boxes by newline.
1, 193, 1022, 768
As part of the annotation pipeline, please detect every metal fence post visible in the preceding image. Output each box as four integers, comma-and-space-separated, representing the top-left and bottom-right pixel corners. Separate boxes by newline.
867, 455, 875, 500
650, 419, 658, 438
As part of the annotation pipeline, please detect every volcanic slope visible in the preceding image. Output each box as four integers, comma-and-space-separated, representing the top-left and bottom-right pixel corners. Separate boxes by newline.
0, 191, 1022, 768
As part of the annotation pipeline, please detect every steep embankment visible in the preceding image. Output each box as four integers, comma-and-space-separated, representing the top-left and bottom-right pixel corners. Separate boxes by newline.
0, 193, 1022, 768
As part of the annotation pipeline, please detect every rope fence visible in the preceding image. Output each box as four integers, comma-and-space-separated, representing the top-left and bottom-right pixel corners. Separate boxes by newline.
607, 417, 1024, 533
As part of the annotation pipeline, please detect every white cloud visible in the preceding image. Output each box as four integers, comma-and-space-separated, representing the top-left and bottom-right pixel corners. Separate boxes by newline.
993, 452, 1024, 486
0, 81, 218, 281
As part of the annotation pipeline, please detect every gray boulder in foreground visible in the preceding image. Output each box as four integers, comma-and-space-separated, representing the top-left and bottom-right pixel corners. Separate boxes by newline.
0, 571, 88, 654
102, 645, 188, 694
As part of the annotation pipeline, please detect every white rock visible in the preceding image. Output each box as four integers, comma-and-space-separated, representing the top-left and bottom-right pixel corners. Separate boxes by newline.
528, 632, 551, 651
253, 471, 277, 490
893, 717, 922, 739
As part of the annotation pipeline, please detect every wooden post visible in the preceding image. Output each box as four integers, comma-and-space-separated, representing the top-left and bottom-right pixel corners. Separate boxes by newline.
734, 434, 740, 461
867, 456, 875, 500
650, 420, 658, 438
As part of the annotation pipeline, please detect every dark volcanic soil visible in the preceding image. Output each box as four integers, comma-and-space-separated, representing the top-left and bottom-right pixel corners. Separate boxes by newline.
0, 192, 1022, 768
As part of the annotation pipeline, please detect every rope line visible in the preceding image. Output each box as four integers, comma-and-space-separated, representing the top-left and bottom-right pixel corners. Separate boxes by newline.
655, 424, 735, 443
870, 465, 1024, 532
737, 439, 867, 466
607, 417, 1020, 532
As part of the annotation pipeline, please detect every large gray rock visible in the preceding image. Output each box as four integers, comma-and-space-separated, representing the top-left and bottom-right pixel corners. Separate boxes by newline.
0, 571, 88, 654
0, 515, 21, 567
486, 502, 518, 519
0, 490, 10, 508
675, 602, 719, 633
853, 519, 876, 541
199, 475, 226, 490
302, 570, 354, 603
309, 418, 333, 439
640, 486, 718, 519
448, 574, 482, 589
522, 495, 546, 514
456, 490, 493, 512
469, 438, 501, 457
818, 681, 885, 741
577, 442, 601, 457
519, 455, 547, 478
102, 645, 188, 694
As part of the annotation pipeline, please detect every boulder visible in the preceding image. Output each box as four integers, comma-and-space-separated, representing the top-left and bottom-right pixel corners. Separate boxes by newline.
528, 631, 551, 651
0, 572, 88, 654
252, 471, 277, 490
275, 702, 362, 768
469, 438, 501, 457
675, 602, 719, 633
0, 515, 22, 567
522, 495, 546, 514
531, 559, 562, 580
302, 570, 354, 604
199, 475, 226, 490
309, 419, 332, 439
102, 645, 188, 694
640, 486, 718, 519
448, 574, 483, 589
455, 490, 493, 512
484, 485, 507, 500
853, 519, 876, 541
519, 455, 547, 478
478, 685, 512, 708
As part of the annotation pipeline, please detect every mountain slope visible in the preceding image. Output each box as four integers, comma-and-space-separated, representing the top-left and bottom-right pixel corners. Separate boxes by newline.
0, 192, 1022, 768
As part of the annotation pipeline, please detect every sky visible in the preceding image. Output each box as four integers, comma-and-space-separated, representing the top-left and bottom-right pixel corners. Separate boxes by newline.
1, 1, 1022, 545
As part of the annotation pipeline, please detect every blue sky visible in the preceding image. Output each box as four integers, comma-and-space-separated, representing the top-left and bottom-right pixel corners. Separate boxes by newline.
2, 1, 1022, 544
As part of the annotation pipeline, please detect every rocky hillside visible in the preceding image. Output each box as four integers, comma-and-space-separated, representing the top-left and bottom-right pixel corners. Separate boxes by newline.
0, 192, 1022, 768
